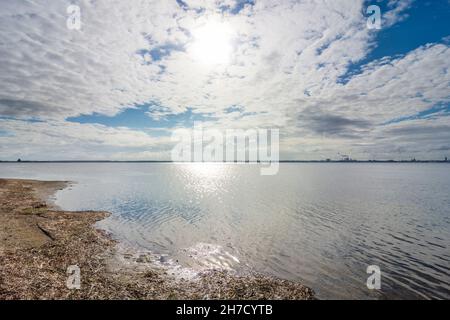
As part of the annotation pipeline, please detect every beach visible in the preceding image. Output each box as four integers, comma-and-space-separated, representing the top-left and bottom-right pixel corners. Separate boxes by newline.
0, 178, 314, 300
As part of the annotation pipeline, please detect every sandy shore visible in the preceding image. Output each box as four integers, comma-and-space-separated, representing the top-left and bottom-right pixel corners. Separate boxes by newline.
0, 178, 314, 300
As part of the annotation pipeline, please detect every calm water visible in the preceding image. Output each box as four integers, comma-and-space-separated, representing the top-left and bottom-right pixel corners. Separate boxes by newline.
1, 163, 449, 299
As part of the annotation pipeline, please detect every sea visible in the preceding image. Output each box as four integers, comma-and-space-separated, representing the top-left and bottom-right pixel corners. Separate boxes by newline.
1, 162, 449, 299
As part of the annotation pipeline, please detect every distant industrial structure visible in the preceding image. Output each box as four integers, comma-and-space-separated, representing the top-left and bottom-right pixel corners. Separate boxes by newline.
1, 156, 449, 164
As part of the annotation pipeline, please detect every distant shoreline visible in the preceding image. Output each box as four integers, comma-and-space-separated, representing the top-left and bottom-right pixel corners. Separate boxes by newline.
1, 160, 449, 164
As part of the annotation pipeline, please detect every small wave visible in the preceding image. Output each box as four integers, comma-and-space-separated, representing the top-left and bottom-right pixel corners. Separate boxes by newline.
180, 242, 240, 271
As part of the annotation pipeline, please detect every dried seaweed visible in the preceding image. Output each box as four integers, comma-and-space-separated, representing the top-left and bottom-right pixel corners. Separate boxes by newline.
0, 179, 314, 300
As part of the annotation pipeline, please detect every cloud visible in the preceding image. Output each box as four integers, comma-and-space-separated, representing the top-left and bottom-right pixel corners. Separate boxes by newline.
0, 118, 174, 160
0, 99, 54, 118
0, 0, 449, 160
298, 108, 373, 139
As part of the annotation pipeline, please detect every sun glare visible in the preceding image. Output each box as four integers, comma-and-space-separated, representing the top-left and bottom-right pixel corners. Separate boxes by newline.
189, 21, 234, 66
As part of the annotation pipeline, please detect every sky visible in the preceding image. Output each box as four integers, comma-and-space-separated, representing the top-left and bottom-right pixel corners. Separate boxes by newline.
0, 0, 449, 161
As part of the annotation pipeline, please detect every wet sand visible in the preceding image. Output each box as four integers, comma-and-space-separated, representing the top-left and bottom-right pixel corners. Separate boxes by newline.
0, 178, 314, 300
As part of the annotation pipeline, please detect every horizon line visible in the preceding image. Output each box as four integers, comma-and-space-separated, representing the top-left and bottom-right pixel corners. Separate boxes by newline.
1, 159, 449, 163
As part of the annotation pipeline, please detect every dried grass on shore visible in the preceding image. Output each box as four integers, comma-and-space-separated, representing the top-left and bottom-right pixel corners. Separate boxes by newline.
0, 179, 314, 300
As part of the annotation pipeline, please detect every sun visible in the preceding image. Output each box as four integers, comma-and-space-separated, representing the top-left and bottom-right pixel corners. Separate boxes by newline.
189, 20, 234, 66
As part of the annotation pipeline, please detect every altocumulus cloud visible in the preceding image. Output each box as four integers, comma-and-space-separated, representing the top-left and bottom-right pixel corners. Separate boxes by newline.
0, 0, 449, 160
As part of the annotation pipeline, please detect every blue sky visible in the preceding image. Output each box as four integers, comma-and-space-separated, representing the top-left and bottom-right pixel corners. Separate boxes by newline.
67, 105, 216, 129
369, 1, 450, 57
0, 0, 449, 160
68, 0, 450, 129
339, 0, 450, 84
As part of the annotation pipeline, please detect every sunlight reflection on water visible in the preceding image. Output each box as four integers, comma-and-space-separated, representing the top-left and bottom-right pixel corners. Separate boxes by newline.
1, 162, 449, 299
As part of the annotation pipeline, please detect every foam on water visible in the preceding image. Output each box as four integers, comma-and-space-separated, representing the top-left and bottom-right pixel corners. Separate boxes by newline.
181, 242, 240, 271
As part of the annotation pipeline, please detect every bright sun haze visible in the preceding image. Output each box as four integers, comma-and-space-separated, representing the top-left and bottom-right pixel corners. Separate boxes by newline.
189, 20, 234, 66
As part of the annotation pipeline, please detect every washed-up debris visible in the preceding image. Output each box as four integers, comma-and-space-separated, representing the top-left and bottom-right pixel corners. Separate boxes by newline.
0, 179, 314, 300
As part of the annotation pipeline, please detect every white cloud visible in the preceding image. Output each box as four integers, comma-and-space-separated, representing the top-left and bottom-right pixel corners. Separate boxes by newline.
0, 118, 174, 160
0, 0, 449, 160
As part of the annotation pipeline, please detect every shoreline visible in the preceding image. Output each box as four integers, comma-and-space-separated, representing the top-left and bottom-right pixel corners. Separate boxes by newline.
0, 178, 314, 300
1, 160, 449, 163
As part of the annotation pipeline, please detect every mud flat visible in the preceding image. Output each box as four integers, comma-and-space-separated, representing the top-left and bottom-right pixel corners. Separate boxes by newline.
0, 178, 314, 300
